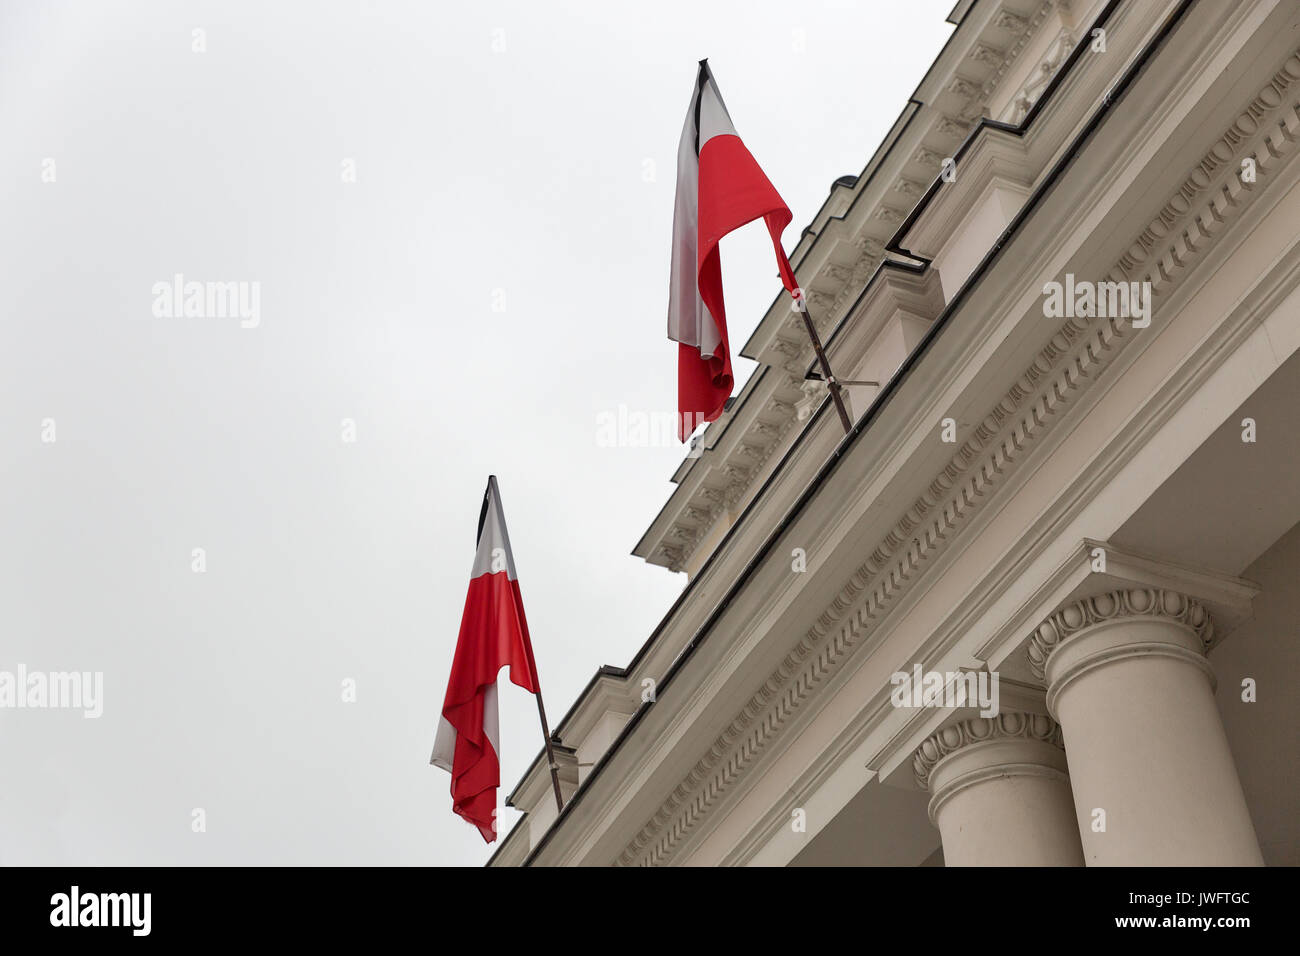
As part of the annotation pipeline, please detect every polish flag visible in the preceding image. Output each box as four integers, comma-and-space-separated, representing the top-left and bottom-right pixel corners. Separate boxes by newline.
431, 476, 542, 842
667, 60, 799, 441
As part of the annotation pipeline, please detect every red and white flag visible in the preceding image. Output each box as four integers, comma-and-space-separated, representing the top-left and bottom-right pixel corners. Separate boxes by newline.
668, 60, 799, 441
431, 476, 542, 842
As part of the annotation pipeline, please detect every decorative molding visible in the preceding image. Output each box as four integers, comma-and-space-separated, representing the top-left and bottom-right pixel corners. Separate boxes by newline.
936, 116, 973, 140
683, 505, 714, 526
993, 9, 1030, 36
1027, 588, 1213, 681
699, 485, 726, 503
668, 523, 700, 546
766, 395, 796, 416
721, 462, 750, 482
795, 380, 828, 422
980, 2, 1056, 102
1110, 52, 1300, 287
820, 263, 853, 283
912, 712, 1062, 790
804, 289, 835, 311
1007, 28, 1077, 123
948, 75, 982, 100
915, 147, 946, 169
970, 42, 1006, 68
613, 43, 1300, 866
655, 544, 684, 571
894, 178, 927, 199
856, 235, 885, 257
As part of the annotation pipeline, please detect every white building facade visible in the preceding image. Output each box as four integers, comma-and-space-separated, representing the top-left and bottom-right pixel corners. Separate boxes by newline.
492, 0, 1300, 866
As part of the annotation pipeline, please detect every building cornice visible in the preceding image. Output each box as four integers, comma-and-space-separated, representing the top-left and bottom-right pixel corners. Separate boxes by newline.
720, 192, 1300, 867
503, 0, 1165, 868
497, 0, 1297, 869
609, 9, 1300, 868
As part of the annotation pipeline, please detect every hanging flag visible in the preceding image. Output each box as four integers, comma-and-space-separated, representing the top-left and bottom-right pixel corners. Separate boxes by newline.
431, 476, 544, 843
667, 59, 799, 441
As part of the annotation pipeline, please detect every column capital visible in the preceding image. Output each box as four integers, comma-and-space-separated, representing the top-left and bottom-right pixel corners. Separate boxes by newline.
913, 712, 1066, 822
1028, 587, 1222, 719
912, 712, 1081, 865
1028, 587, 1214, 680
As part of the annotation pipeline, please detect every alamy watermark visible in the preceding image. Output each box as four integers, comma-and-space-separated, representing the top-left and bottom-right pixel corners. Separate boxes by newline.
890, 665, 999, 718
596, 405, 708, 454
152, 273, 260, 328
1042, 274, 1151, 328
50, 886, 150, 936
0, 665, 102, 718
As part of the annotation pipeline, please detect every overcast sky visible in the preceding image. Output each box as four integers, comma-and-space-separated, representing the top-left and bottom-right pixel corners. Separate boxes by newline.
0, 0, 953, 865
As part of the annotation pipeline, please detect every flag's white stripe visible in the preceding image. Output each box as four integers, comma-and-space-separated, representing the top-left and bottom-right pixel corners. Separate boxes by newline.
428, 681, 501, 776
668, 105, 704, 351
430, 715, 456, 771
468, 477, 518, 581
697, 72, 736, 145
483, 681, 500, 766
667, 65, 737, 358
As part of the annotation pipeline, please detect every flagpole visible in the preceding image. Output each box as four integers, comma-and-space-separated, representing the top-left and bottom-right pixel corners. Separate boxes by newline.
791, 288, 853, 434
534, 692, 565, 813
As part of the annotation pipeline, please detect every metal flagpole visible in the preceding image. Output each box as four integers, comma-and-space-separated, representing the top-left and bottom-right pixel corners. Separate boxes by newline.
791, 287, 853, 434
534, 686, 565, 813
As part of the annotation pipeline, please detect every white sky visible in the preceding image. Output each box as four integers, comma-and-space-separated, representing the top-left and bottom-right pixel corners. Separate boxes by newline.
0, 0, 954, 865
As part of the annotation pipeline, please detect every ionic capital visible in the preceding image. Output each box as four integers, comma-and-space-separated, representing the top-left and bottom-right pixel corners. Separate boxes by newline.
1027, 587, 1213, 682
912, 711, 1064, 790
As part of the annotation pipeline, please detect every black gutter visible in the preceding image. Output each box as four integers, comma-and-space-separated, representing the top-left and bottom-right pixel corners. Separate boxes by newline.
510, 0, 1197, 867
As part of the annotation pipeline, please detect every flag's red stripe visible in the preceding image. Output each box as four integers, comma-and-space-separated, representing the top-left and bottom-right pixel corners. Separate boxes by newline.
454, 736, 501, 843
696, 133, 795, 294
678, 133, 797, 441
441, 572, 538, 842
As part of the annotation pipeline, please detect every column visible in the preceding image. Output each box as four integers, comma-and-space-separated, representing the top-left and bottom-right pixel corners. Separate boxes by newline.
913, 712, 1085, 866
1029, 587, 1263, 865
